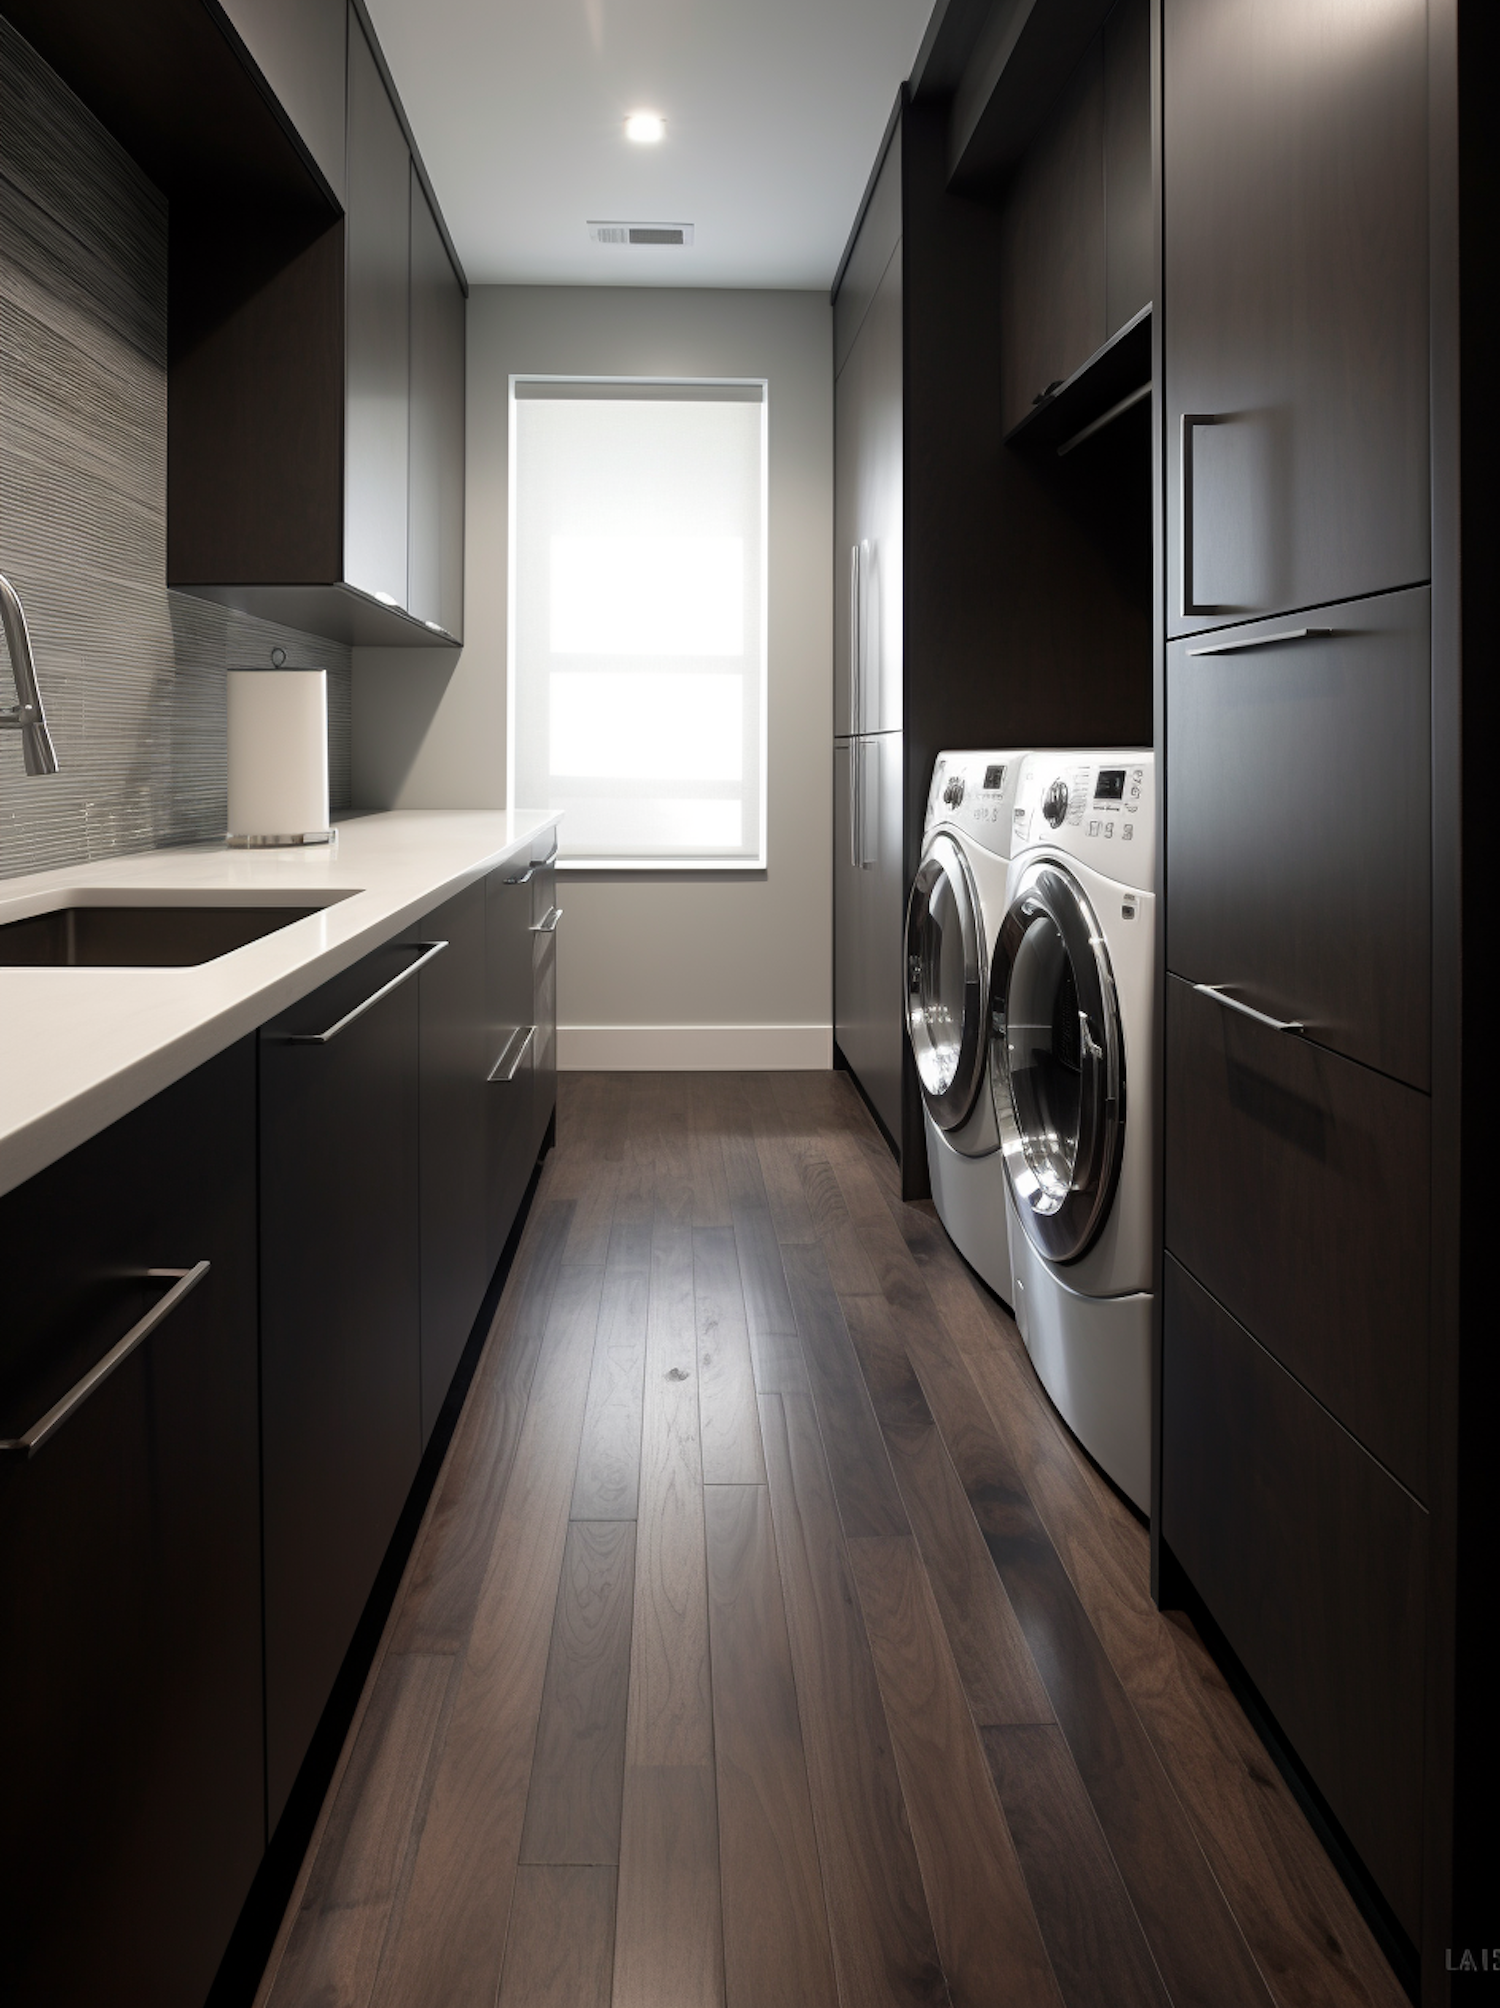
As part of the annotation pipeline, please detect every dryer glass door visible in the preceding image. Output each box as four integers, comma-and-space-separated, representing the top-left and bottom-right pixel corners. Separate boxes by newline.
991, 861, 1125, 1263
905, 833, 987, 1131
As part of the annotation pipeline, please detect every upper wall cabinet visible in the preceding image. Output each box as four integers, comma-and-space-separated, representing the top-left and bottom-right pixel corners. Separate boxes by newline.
408, 171, 467, 638
169, 2, 467, 646
217, 0, 349, 202
344, 13, 413, 614
8, 0, 468, 648
1163, 0, 1428, 635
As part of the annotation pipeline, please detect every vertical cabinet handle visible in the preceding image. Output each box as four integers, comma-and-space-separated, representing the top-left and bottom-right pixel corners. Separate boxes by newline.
849, 542, 862, 736
0, 1261, 212, 1459
1180, 412, 1226, 619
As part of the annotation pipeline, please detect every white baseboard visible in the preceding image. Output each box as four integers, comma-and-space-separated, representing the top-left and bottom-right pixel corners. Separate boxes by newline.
558, 1024, 833, 1071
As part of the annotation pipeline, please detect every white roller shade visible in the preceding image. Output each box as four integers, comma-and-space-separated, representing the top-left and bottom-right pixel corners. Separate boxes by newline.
509, 379, 768, 867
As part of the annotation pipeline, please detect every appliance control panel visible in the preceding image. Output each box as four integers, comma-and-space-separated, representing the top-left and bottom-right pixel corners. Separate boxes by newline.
1009, 750, 1155, 890
926, 751, 1031, 858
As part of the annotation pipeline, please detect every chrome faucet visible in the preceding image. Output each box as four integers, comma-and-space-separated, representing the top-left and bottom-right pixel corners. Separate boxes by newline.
0, 573, 60, 775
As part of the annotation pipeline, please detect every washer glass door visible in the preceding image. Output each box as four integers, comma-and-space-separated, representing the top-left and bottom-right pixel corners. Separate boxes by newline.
990, 861, 1125, 1262
905, 834, 987, 1132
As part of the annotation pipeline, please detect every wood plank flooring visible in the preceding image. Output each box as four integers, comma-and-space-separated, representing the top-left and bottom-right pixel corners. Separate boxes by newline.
255, 1071, 1409, 2008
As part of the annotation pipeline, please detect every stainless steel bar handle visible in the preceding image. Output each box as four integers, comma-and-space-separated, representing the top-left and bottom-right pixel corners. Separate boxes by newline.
0, 1261, 211, 1460
1180, 413, 1226, 619
285, 939, 448, 1044
1193, 982, 1305, 1035
1186, 627, 1333, 658
505, 863, 538, 886
488, 1024, 535, 1083
849, 542, 862, 736
529, 906, 562, 934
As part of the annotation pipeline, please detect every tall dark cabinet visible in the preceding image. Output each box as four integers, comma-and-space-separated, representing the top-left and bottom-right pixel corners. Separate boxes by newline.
1146, 0, 1492, 1995
832, 71, 1152, 1194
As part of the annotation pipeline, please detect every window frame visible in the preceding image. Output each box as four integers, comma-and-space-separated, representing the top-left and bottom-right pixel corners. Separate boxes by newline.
506, 373, 771, 872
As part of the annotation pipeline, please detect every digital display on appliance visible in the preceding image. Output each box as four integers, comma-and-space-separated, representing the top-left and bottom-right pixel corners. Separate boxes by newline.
983, 764, 1008, 791
1094, 768, 1126, 801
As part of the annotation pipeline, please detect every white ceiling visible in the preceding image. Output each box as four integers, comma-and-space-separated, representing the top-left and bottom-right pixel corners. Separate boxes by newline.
364, 0, 936, 289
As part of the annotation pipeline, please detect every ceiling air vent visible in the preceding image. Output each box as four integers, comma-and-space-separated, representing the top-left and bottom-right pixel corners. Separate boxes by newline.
588, 220, 695, 247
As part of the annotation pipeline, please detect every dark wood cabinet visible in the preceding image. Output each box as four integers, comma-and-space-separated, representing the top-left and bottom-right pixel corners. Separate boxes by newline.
408, 168, 467, 640
258, 940, 424, 1826
1162, 1258, 1427, 1941
997, 0, 1150, 438
344, 8, 412, 611
486, 861, 539, 1266
0, 1041, 263, 2008
528, 843, 560, 1165
1163, 0, 1429, 633
216, 0, 348, 201
1165, 589, 1431, 1091
1164, 976, 1429, 1495
414, 881, 489, 1444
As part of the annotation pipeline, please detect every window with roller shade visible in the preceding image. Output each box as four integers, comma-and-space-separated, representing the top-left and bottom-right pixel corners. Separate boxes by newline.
508, 378, 768, 867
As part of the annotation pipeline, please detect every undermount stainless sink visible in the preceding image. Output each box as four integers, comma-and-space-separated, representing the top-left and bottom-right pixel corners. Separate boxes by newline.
0, 899, 351, 968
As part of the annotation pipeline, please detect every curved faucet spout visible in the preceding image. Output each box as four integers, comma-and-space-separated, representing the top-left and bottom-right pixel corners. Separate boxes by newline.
0, 573, 60, 777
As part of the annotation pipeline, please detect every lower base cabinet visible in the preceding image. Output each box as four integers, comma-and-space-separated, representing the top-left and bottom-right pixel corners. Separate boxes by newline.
0, 833, 559, 2003
259, 939, 425, 1827
1161, 1256, 1427, 1937
0, 1040, 263, 2008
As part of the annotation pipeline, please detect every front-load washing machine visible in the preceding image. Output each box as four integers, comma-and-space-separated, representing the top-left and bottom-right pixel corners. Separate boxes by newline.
993, 749, 1155, 1511
904, 750, 1030, 1301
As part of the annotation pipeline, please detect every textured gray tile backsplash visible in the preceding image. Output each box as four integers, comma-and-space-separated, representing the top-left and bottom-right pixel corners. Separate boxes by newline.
0, 16, 352, 882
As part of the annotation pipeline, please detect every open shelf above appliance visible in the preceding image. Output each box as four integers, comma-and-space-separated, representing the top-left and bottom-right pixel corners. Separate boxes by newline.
1005, 304, 1152, 456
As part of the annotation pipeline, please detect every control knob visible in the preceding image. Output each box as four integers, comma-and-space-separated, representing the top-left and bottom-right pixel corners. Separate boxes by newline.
942, 774, 966, 808
1042, 777, 1069, 827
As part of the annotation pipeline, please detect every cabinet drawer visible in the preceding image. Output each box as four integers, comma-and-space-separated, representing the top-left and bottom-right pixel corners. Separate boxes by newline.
1162, 1258, 1426, 1939
1165, 976, 1428, 1494
1165, 588, 1430, 1088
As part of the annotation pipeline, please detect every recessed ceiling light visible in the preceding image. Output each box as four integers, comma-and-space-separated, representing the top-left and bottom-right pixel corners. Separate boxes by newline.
625, 111, 665, 145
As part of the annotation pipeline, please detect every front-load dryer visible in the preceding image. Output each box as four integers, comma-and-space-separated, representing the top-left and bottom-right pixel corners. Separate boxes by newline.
904, 751, 1030, 1300
993, 750, 1155, 1511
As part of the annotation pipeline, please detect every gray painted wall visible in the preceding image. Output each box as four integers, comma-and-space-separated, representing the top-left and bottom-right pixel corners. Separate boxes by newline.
0, 18, 350, 884
353, 284, 833, 1066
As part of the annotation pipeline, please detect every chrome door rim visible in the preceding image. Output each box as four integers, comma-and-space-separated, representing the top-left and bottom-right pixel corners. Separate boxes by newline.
905, 834, 988, 1132
990, 859, 1126, 1263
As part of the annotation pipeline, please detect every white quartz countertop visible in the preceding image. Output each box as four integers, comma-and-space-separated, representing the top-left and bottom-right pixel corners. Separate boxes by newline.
0, 810, 559, 1200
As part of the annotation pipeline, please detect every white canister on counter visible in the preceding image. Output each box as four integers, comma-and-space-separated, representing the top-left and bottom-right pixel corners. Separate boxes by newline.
226, 653, 332, 847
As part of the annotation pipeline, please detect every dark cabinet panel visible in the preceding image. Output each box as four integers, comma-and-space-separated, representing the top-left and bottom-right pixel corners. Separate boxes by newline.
259, 941, 423, 1825
1102, 0, 1151, 335
1165, 976, 1429, 1494
0, 1042, 262, 2008
834, 730, 905, 1148
217, 0, 348, 200
1163, 0, 1428, 631
344, 9, 411, 609
408, 168, 466, 640
485, 862, 538, 1268
835, 242, 904, 739
1165, 589, 1431, 1089
415, 881, 489, 1443
833, 120, 901, 378
1162, 1259, 1426, 1938
998, 37, 1106, 437
529, 844, 560, 1164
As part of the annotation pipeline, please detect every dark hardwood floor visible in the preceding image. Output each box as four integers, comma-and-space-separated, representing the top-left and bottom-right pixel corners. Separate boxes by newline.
255, 1071, 1407, 2008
